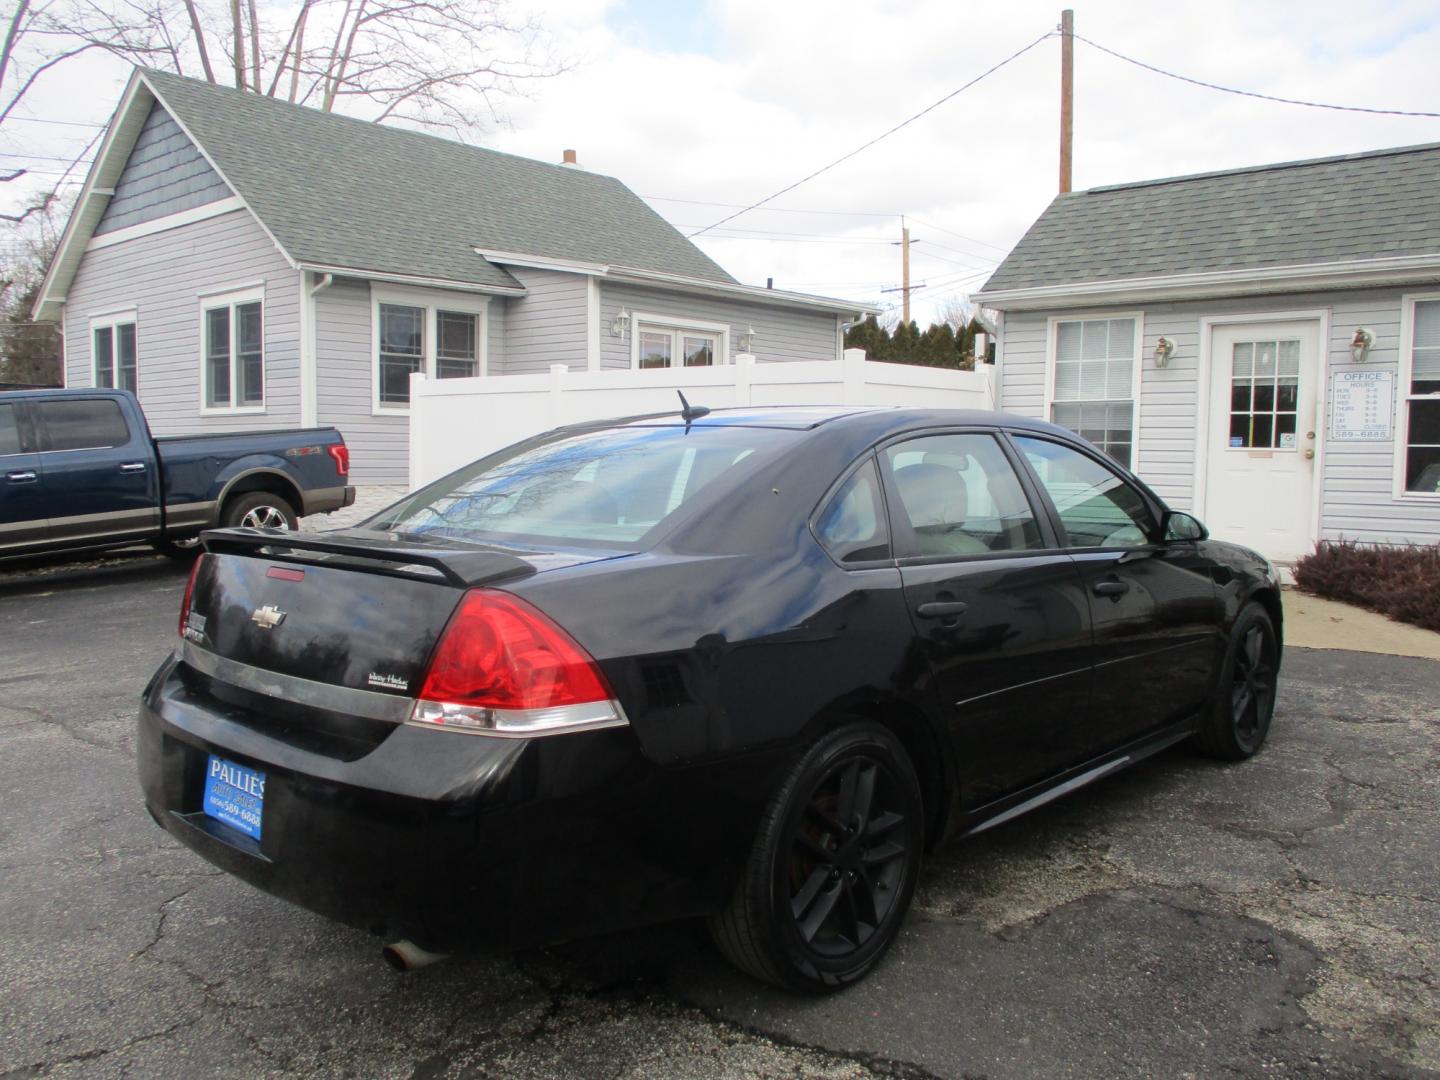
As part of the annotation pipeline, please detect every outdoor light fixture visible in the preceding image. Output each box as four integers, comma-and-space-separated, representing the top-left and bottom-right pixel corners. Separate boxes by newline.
610, 307, 630, 339
1154, 336, 1176, 368
1351, 327, 1375, 363
739, 325, 756, 351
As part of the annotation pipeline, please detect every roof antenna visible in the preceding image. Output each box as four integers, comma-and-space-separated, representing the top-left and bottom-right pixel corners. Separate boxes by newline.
677, 390, 710, 423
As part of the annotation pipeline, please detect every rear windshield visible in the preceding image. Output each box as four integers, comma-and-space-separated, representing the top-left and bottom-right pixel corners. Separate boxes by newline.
368, 424, 796, 549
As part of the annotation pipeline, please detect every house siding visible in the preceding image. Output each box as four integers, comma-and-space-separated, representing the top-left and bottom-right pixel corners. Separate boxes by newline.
496, 267, 588, 374
314, 278, 405, 485
996, 287, 1440, 547
598, 282, 840, 370
64, 208, 301, 433
95, 102, 232, 235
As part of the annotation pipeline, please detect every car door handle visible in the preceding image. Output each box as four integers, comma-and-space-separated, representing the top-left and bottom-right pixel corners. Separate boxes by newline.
916, 601, 969, 619
6, 470, 37, 483
1092, 580, 1129, 598
119, 462, 147, 473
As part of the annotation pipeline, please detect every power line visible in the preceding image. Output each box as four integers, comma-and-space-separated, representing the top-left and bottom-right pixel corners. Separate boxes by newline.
646, 194, 898, 219
3, 115, 106, 129
1075, 32, 1440, 119
688, 29, 1055, 238
679, 227, 900, 247
906, 217, 1012, 255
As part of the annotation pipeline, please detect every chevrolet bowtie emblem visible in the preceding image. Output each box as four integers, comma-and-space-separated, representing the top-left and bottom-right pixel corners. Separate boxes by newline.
251, 604, 287, 630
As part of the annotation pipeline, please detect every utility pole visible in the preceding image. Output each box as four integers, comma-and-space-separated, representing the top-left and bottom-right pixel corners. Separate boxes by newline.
901, 217, 912, 324
1059, 8, 1074, 194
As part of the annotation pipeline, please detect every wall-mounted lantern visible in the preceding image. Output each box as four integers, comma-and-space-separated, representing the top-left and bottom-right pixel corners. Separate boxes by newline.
1351, 327, 1375, 363
610, 307, 631, 339
739, 325, 757, 352
1154, 336, 1176, 368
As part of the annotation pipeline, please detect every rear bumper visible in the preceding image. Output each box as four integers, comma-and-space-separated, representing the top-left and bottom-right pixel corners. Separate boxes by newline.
137, 654, 750, 949
303, 485, 355, 516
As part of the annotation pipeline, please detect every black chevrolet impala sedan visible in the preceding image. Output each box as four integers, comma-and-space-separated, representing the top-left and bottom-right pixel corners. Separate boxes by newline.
138, 406, 1283, 990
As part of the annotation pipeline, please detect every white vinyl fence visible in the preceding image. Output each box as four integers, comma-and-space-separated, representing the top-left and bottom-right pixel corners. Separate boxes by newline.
408, 349, 997, 486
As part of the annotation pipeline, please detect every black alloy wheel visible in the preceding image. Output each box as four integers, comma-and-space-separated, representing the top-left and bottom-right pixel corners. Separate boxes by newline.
787, 754, 910, 956
710, 722, 924, 991
1192, 601, 1279, 760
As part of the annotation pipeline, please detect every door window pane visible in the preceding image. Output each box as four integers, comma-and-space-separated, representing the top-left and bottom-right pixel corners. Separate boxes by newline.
1015, 436, 1155, 549
1228, 338, 1300, 449
379, 303, 424, 405
117, 324, 138, 393
638, 330, 671, 370
37, 399, 130, 452
0, 404, 20, 455
883, 434, 1042, 557
815, 459, 890, 564
436, 311, 478, 378
93, 327, 115, 388
205, 307, 231, 407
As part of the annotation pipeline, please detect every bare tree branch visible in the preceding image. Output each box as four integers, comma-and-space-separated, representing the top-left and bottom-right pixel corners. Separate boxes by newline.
178, 0, 214, 80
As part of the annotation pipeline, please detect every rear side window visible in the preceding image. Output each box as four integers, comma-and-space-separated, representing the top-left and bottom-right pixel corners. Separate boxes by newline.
1013, 436, 1155, 548
371, 424, 796, 548
36, 399, 131, 452
0, 404, 22, 455
882, 433, 1043, 557
815, 459, 890, 564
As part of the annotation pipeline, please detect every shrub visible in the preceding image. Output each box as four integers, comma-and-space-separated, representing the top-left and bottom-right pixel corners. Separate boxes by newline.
1293, 540, 1440, 634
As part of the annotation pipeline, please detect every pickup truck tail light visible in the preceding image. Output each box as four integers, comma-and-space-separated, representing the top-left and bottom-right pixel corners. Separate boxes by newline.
178, 556, 204, 638
327, 444, 350, 477
409, 589, 627, 737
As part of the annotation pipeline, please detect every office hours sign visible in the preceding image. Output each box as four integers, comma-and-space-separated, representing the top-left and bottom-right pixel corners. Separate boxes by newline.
1330, 370, 1394, 441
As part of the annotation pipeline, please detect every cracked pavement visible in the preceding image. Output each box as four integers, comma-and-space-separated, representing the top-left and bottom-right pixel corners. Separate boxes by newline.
1, 558, 1437, 1079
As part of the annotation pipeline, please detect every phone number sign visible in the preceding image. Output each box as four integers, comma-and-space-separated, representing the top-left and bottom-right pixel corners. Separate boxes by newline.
1331, 370, 1394, 441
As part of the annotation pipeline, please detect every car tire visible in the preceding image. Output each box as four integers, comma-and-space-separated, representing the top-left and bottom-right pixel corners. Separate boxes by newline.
1190, 601, 1279, 761
221, 492, 299, 531
709, 721, 924, 992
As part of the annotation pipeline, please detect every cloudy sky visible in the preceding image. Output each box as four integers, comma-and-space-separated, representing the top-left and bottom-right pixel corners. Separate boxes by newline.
8, 0, 1440, 325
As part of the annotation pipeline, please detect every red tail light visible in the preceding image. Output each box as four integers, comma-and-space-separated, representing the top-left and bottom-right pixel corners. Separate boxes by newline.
178, 556, 204, 638
410, 589, 625, 736
326, 443, 349, 477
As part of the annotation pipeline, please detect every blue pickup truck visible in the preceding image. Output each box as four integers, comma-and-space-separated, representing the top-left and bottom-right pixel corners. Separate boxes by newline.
0, 389, 353, 561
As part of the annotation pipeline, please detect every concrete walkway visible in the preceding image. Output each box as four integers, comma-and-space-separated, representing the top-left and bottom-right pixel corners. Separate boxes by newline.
1283, 587, 1440, 661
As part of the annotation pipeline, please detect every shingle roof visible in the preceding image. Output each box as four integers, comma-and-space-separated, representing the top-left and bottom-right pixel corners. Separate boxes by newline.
979, 143, 1440, 295
142, 68, 737, 290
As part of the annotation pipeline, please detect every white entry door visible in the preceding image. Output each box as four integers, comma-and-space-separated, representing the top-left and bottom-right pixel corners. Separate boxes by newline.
1203, 320, 1321, 562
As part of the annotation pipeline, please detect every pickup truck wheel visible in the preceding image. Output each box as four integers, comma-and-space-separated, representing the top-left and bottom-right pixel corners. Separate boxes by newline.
151, 535, 202, 562
223, 492, 298, 531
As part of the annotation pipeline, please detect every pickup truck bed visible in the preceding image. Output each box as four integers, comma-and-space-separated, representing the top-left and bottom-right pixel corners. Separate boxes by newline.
1, 389, 354, 561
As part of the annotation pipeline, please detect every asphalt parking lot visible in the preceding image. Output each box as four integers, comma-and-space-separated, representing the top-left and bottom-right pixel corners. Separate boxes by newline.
2, 556, 1437, 1079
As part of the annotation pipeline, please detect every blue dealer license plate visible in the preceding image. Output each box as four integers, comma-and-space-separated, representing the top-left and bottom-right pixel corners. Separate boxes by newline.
202, 755, 266, 841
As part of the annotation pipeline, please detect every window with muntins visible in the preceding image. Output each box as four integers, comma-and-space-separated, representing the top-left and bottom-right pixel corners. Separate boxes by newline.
1051, 317, 1137, 468
93, 319, 137, 393
636, 322, 720, 369
1405, 300, 1440, 495
1228, 339, 1299, 450
203, 296, 263, 410
373, 293, 486, 409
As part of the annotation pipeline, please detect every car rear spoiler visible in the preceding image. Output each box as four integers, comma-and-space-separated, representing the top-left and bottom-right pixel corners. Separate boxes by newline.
200, 528, 538, 588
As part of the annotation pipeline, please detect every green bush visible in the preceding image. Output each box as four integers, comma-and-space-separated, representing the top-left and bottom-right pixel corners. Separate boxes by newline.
1293, 540, 1440, 633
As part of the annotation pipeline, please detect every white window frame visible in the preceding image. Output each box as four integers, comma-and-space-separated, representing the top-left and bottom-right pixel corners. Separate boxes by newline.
198, 285, 266, 416
371, 285, 490, 416
630, 312, 731, 371
1395, 291, 1440, 501
89, 308, 138, 393
1043, 311, 1144, 472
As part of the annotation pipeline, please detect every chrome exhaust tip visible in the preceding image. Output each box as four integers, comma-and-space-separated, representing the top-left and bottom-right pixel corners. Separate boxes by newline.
381, 939, 450, 972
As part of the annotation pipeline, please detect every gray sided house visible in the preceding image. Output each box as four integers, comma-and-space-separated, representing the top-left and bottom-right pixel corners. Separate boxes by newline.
974, 143, 1440, 563
36, 69, 869, 486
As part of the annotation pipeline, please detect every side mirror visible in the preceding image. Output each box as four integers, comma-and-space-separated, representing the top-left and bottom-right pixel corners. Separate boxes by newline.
1163, 511, 1207, 542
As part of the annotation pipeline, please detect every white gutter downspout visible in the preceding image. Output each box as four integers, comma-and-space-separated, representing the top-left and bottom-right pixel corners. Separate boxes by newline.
300, 272, 334, 426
